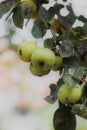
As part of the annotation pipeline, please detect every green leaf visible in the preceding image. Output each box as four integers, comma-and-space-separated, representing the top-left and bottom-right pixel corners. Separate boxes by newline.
25, 7, 33, 18
53, 3, 64, 14
57, 78, 64, 89
58, 5, 76, 27
53, 106, 76, 130
39, 6, 54, 21
0, 0, 15, 19
78, 15, 87, 24
59, 40, 74, 58
73, 66, 87, 79
44, 84, 58, 104
63, 65, 87, 87
72, 26, 87, 41
71, 104, 87, 119
81, 84, 87, 104
13, 6, 24, 28
73, 26, 86, 37
31, 19, 46, 38
63, 68, 80, 87
43, 38, 54, 48
34, 0, 49, 4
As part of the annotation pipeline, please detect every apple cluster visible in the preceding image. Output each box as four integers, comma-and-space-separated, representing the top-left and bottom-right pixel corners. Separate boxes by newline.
18, 41, 63, 76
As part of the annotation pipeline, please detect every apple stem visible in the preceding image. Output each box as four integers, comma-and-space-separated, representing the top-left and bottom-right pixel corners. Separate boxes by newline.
25, 19, 30, 26
50, 28, 60, 46
83, 98, 87, 106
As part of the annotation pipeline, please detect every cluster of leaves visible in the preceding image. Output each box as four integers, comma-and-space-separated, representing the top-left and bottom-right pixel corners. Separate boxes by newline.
1, 0, 87, 130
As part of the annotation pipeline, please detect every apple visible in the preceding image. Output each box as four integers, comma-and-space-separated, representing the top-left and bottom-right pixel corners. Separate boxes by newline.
58, 84, 82, 104
31, 48, 56, 71
30, 63, 50, 76
52, 56, 63, 71
58, 84, 69, 104
68, 84, 82, 103
18, 41, 38, 62
23, 0, 38, 18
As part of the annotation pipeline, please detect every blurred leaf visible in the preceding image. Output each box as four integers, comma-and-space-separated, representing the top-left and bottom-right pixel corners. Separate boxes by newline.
0, 0, 15, 18
39, 6, 54, 21
73, 26, 86, 37
57, 78, 64, 89
53, 106, 76, 130
25, 7, 33, 18
82, 84, 87, 105
82, 23, 87, 35
72, 26, 87, 41
59, 40, 74, 58
53, 3, 64, 14
34, 0, 49, 4
63, 66, 87, 87
44, 83, 58, 104
43, 38, 54, 48
31, 19, 46, 38
78, 15, 87, 24
71, 104, 87, 119
13, 6, 24, 28
63, 68, 80, 87
58, 5, 76, 27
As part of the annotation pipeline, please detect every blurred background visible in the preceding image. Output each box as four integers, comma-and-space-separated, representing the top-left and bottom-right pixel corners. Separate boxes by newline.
0, 0, 87, 130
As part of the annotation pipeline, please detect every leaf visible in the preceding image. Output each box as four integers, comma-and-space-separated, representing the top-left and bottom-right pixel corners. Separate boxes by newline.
57, 78, 64, 88
73, 26, 86, 37
39, 6, 54, 21
13, 6, 24, 28
53, 106, 76, 130
59, 40, 74, 58
34, 0, 49, 4
43, 38, 54, 48
31, 19, 46, 38
53, 3, 64, 14
63, 65, 87, 87
71, 104, 87, 119
72, 26, 87, 41
58, 5, 76, 27
63, 68, 80, 87
44, 84, 58, 104
73, 66, 87, 79
81, 84, 87, 104
0, 0, 15, 19
25, 7, 33, 18
78, 15, 87, 24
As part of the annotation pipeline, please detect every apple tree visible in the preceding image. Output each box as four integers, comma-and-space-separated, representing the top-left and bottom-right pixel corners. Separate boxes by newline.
1, 0, 87, 130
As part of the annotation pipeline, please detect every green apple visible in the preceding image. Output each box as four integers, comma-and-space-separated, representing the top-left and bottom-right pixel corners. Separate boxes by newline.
58, 84, 69, 104
23, 0, 38, 18
31, 48, 56, 71
18, 41, 38, 62
52, 56, 63, 71
30, 63, 50, 76
58, 84, 82, 104
68, 84, 82, 103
